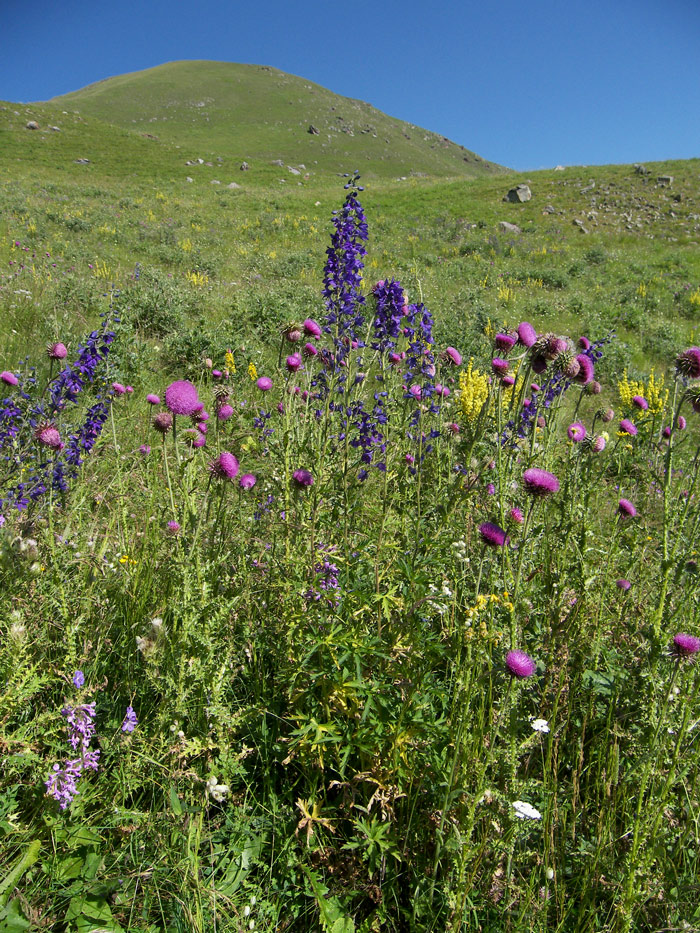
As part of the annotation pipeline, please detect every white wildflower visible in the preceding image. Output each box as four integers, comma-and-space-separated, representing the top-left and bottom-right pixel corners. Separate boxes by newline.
530, 718, 550, 733
513, 800, 542, 820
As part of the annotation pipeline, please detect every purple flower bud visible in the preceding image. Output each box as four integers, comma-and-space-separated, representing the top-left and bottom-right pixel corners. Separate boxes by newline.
292, 469, 314, 487
479, 521, 510, 547
618, 498, 637, 518
146, 393, 161, 405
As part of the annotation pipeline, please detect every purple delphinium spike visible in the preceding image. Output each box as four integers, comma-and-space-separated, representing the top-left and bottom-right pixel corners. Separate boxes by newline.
121, 706, 138, 733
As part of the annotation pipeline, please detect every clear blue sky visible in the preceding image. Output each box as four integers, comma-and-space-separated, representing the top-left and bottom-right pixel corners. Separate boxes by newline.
2, 0, 698, 170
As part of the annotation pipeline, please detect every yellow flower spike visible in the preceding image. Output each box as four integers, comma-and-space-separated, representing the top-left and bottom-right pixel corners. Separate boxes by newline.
459, 359, 490, 425
247, 362, 258, 381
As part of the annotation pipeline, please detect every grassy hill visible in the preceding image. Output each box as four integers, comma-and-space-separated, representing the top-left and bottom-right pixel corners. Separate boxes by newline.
45, 60, 505, 181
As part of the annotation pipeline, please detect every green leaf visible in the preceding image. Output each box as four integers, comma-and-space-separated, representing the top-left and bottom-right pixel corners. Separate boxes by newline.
0, 898, 31, 933
56, 855, 84, 881
0, 840, 41, 907
169, 786, 183, 816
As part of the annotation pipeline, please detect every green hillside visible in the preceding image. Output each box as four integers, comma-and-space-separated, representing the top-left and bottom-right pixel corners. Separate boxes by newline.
47, 60, 505, 180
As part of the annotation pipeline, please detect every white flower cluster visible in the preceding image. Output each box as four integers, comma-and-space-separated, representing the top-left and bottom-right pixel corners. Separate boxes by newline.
206, 775, 230, 803
513, 800, 542, 820
530, 718, 550, 734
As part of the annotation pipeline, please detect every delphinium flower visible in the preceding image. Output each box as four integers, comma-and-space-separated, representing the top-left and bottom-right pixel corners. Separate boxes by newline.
506, 650, 537, 678
165, 380, 200, 417
121, 706, 138, 733
673, 633, 700, 657
618, 498, 637, 519
479, 521, 510, 547
522, 468, 560, 496
371, 279, 406, 353
304, 543, 341, 607
209, 452, 239, 480
567, 422, 586, 442
321, 171, 368, 364
292, 469, 314, 487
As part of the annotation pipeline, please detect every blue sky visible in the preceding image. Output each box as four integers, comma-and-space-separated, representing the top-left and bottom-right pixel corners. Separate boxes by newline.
2, 0, 698, 170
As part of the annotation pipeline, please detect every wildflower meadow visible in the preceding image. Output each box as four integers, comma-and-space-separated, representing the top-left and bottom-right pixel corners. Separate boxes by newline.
2, 171, 700, 933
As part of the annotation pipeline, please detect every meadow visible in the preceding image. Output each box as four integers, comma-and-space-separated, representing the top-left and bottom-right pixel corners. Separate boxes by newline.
1, 87, 700, 931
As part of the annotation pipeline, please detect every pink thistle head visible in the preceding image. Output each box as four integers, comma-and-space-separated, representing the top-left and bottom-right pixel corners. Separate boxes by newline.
217, 404, 234, 421
239, 473, 257, 489
153, 412, 173, 434
675, 347, 700, 380
632, 395, 648, 411
256, 376, 272, 391
517, 321, 537, 348
509, 507, 524, 524
166, 520, 181, 535
673, 633, 700, 657
48, 342, 68, 360
292, 469, 314, 488
303, 342, 318, 357
506, 650, 536, 678
619, 418, 638, 436
567, 422, 586, 442
35, 423, 62, 449
479, 521, 510, 547
616, 578, 631, 591
495, 333, 516, 353
286, 354, 303, 373
523, 468, 559, 496
574, 354, 594, 385
578, 336, 591, 350
444, 346, 462, 366
112, 382, 126, 396
165, 380, 200, 416
618, 498, 637, 519
146, 394, 161, 406
303, 318, 322, 340
1, 371, 19, 386
209, 452, 239, 480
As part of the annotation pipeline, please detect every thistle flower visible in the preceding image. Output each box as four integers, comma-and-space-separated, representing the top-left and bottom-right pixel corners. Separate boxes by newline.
111, 382, 126, 395
239, 473, 257, 489
492, 357, 510, 376
567, 422, 586, 442
517, 321, 537, 348
619, 418, 638, 436
146, 393, 161, 405
139, 444, 151, 455
303, 342, 318, 357
256, 376, 272, 391
616, 578, 631, 591
578, 336, 591, 350
585, 380, 602, 395
286, 354, 303, 373
601, 408, 615, 423
165, 380, 200, 416
618, 498, 637, 518
574, 354, 594, 385
678, 415, 687, 430
153, 411, 173, 434
48, 342, 68, 360
444, 346, 462, 366
502, 375, 515, 387
35, 423, 62, 449
495, 333, 516, 353
479, 521, 509, 547
509, 507, 524, 524
675, 347, 700, 380
303, 318, 322, 339
592, 435, 606, 452
673, 633, 700, 656
292, 469, 314, 487
1, 371, 19, 386
283, 323, 304, 343
632, 395, 648, 411
506, 650, 536, 678
217, 405, 234, 421
209, 452, 239, 480
166, 520, 181, 534
523, 468, 559, 496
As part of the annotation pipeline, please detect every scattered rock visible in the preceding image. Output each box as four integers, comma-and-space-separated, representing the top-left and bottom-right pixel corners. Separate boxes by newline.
672, 193, 682, 202
554, 165, 565, 171
498, 221, 522, 234
581, 180, 595, 194
25, 121, 39, 130
288, 166, 301, 175
74, 158, 90, 164
48, 125, 61, 132
634, 164, 649, 175
240, 161, 250, 171
142, 133, 158, 139
227, 182, 241, 189
308, 125, 319, 135
657, 175, 673, 186
504, 184, 531, 203
271, 159, 284, 166
186, 176, 193, 183
211, 179, 221, 185
572, 219, 589, 233
543, 205, 556, 214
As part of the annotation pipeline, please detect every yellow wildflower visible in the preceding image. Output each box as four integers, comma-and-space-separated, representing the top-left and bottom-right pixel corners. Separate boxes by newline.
225, 349, 236, 376
459, 359, 489, 425
247, 362, 258, 381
